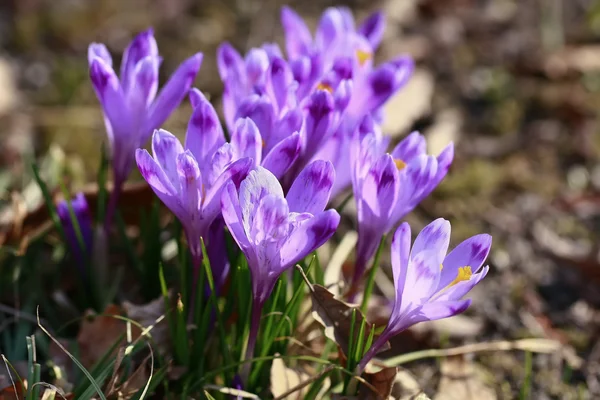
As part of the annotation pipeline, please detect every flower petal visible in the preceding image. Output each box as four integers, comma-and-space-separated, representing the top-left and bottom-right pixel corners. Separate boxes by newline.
250, 194, 290, 243
358, 11, 385, 49
209, 143, 234, 185
144, 53, 203, 141
135, 149, 179, 212
390, 222, 411, 301
261, 133, 302, 179
281, 6, 313, 59
414, 299, 472, 325
403, 249, 442, 305
411, 218, 451, 267
269, 57, 295, 112
89, 58, 129, 136
127, 56, 160, 116
360, 154, 398, 224
433, 266, 489, 303
231, 118, 262, 165
390, 131, 426, 162
238, 166, 284, 236
286, 160, 335, 214
88, 43, 112, 67
315, 8, 349, 52
304, 89, 336, 159
151, 129, 184, 188
185, 88, 225, 168
176, 150, 202, 220
235, 95, 276, 146
120, 28, 158, 92
204, 158, 253, 228
439, 234, 492, 290
245, 48, 270, 88
221, 181, 252, 252
279, 209, 340, 269
217, 42, 245, 128
268, 108, 303, 152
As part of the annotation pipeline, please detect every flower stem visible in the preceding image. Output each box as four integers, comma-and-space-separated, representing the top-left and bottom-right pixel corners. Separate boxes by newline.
187, 237, 203, 324
357, 333, 389, 373
241, 299, 263, 384
103, 175, 123, 233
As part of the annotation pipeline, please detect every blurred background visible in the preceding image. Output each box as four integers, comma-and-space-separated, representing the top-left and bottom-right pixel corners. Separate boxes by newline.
1, 0, 600, 397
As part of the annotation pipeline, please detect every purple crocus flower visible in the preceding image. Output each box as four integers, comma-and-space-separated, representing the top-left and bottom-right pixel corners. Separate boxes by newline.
88, 28, 203, 222
57, 193, 94, 272
351, 130, 454, 287
221, 162, 340, 377
357, 219, 491, 371
135, 93, 253, 274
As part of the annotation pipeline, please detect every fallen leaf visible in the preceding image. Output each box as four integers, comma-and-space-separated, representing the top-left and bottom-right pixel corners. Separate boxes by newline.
0, 181, 160, 252
270, 357, 310, 399
433, 356, 496, 400
358, 364, 398, 400
123, 293, 171, 356
77, 304, 141, 368
310, 284, 389, 357
391, 367, 424, 400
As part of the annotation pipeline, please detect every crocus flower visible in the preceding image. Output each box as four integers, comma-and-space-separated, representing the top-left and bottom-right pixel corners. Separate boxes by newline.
135, 93, 253, 273
88, 28, 203, 197
351, 130, 454, 287
57, 193, 94, 272
221, 162, 340, 375
357, 219, 491, 371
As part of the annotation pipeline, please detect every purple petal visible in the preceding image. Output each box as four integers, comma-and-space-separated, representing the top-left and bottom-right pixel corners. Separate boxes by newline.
144, 53, 203, 141
345, 56, 414, 127
269, 57, 295, 112
88, 43, 112, 67
403, 250, 442, 305
221, 181, 252, 251
250, 194, 290, 243
411, 218, 451, 267
334, 79, 352, 111
185, 88, 225, 167
286, 160, 335, 214
238, 166, 284, 235
304, 90, 335, 158
204, 158, 254, 226
231, 118, 262, 165
281, 6, 313, 59
262, 42, 284, 60
176, 150, 202, 218
135, 149, 179, 211
414, 299, 472, 325
358, 11, 385, 49
390, 222, 411, 303
235, 95, 275, 145
261, 133, 302, 179
315, 8, 348, 51
279, 209, 340, 269
245, 48, 270, 88
127, 56, 159, 116
217, 43, 246, 129
434, 142, 454, 184
210, 143, 235, 185
120, 28, 158, 92
360, 154, 398, 223
438, 234, 492, 290
433, 266, 489, 302
269, 108, 303, 152
151, 129, 184, 187
391, 131, 426, 162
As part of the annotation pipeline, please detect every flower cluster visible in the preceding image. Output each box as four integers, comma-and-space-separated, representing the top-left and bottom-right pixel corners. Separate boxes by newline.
80, 5, 491, 382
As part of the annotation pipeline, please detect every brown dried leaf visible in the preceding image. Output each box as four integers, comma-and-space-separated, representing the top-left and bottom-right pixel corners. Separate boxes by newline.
77, 304, 141, 368
433, 356, 496, 400
310, 284, 389, 357
0, 181, 159, 252
358, 365, 398, 400
123, 293, 170, 356
270, 357, 310, 399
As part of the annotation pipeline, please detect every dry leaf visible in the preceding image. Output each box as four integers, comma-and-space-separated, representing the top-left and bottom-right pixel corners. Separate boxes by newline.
123, 293, 170, 356
0, 181, 159, 252
310, 284, 389, 357
358, 365, 398, 400
392, 367, 424, 400
270, 357, 310, 399
77, 304, 141, 368
433, 356, 496, 400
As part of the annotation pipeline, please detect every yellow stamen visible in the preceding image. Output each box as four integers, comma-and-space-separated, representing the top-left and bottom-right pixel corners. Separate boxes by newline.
262, 139, 266, 148
394, 159, 407, 170
356, 49, 372, 66
440, 263, 444, 271
317, 82, 333, 93
448, 266, 472, 288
